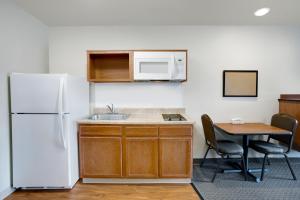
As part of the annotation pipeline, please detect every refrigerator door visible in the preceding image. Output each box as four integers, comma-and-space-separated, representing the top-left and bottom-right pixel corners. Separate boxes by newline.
10, 73, 69, 114
12, 114, 71, 188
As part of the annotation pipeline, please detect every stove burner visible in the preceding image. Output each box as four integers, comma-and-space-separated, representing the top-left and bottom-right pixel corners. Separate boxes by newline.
162, 114, 187, 121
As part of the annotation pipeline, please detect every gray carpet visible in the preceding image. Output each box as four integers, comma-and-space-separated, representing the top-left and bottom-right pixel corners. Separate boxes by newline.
192, 158, 300, 200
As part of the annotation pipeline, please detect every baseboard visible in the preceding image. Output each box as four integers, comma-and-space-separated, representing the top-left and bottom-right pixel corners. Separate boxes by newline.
0, 187, 15, 199
82, 178, 191, 184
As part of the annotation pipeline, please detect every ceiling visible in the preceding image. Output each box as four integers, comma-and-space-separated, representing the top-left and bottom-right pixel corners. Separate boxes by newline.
14, 0, 300, 26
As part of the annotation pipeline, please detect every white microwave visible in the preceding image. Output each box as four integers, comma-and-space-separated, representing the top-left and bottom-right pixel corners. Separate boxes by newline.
133, 51, 187, 81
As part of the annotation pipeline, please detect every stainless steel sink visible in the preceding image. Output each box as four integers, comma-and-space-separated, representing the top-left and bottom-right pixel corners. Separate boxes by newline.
90, 113, 129, 120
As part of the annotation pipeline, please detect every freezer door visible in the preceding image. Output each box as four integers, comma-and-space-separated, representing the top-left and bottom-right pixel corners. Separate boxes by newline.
10, 73, 68, 113
12, 114, 71, 188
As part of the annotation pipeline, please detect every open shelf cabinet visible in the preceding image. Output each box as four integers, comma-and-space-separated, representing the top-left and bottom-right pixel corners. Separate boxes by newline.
87, 51, 133, 82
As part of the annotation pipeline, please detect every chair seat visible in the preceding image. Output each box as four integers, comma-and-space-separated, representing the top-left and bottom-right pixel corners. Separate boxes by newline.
217, 140, 244, 155
249, 140, 284, 154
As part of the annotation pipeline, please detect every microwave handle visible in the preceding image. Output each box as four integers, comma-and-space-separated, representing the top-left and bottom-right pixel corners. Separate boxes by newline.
169, 55, 176, 79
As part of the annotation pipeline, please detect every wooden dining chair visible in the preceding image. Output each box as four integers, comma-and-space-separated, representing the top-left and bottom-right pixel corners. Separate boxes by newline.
201, 114, 247, 182
249, 113, 298, 181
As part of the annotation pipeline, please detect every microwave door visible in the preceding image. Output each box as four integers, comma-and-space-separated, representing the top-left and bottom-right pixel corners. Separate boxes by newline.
134, 57, 174, 80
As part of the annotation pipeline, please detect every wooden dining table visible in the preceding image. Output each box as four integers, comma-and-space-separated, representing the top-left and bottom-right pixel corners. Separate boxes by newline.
214, 123, 291, 182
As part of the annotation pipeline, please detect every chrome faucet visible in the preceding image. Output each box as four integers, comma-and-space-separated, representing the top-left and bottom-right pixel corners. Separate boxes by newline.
106, 104, 115, 113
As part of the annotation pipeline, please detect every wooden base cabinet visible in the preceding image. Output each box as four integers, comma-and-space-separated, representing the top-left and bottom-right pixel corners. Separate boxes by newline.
125, 138, 158, 178
79, 125, 123, 178
79, 124, 193, 179
159, 126, 193, 178
159, 138, 192, 178
80, 137, 122, 178
124, 126, 159, 178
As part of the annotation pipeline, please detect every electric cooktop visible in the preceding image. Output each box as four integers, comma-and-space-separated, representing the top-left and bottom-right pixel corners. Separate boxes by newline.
162, 114, 187, 121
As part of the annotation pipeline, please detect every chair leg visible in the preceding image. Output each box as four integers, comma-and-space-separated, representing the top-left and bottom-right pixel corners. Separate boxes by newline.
212, 158, 220, 182
284, 154, 297, 180
241, 155, 248, 181
200, 146, 210, 167
260, 154, 268, 181
266, 138, 271, 165
266, 157, 271, 165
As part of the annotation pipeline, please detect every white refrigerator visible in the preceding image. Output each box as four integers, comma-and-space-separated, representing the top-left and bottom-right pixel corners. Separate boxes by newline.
10, 73, 89, 189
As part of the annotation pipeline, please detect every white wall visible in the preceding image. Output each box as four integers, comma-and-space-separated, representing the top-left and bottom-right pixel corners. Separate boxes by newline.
92, 82, 183, 108
49, 26, 300, 159
0, 0, 48, 198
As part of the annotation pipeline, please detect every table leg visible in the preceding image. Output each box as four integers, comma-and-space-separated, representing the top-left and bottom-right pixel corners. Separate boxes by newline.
243, 135, 267, 182
223, 135, 266, 182
243, 135, 249, 170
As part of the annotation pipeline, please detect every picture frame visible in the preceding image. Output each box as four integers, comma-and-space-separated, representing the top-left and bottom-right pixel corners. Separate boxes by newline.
223, 70, 258, 97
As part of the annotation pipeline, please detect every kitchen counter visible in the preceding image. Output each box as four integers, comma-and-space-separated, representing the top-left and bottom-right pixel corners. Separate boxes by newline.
77, 108, 194, 125
77, 108, 194, 184
77, 113, 194, 125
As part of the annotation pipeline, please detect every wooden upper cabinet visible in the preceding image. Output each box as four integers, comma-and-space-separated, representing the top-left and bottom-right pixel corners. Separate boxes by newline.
87, 50, 133, 82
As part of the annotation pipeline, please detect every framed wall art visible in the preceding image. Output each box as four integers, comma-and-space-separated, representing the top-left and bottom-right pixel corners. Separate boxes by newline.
223, 70, 258, 97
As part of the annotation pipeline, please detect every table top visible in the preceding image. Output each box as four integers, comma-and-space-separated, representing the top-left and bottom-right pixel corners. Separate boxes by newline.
215, 123, 291, 136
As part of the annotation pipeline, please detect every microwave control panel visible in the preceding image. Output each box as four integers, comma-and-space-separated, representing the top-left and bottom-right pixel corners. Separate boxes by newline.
172, 52, 186, 80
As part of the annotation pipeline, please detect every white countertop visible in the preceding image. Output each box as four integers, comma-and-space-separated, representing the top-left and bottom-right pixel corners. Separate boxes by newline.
77, 113, 194, 125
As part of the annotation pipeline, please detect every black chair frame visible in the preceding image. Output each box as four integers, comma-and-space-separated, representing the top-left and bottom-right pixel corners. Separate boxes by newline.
201, 114, 248, 182
252, 113, 298, 181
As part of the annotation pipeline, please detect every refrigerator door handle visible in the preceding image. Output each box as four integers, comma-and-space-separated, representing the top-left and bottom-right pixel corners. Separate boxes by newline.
58, 77, 67, 149
58, 114, 67, 149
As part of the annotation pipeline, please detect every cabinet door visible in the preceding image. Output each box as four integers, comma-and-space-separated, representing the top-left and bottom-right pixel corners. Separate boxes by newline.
125, 138, 158, 178
80, 137, 122, 178
159, 138, 192, 178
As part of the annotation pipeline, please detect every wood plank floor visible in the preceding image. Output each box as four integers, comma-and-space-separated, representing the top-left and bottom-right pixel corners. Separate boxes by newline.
6, 182, 200, 200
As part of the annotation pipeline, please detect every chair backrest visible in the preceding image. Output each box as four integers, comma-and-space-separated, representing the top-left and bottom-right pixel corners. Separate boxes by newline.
201, 114, 217, 148
270, 113, 299, 152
